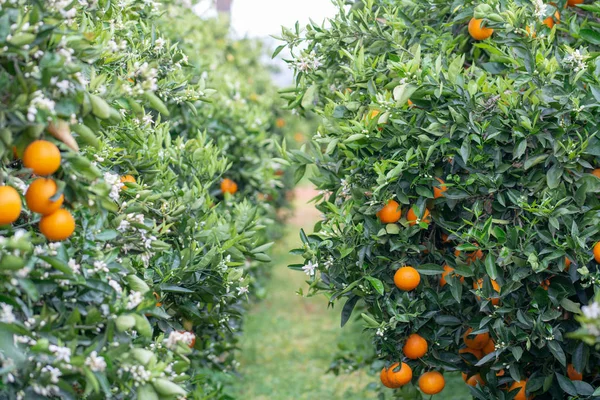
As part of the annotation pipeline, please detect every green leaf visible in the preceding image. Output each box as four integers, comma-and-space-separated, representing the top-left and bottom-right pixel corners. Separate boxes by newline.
524, 154, 548, 170
579, 29, 600, 45
484, 253, 497, 280
546, 164, 563, 189
555, 373, 577, 396
341, 295, 360, 327
548, 341, 566, 367
365, 277, 384, 295
560, 298, 581, 314
301, 85, 319, 110
414, 263, 445, 275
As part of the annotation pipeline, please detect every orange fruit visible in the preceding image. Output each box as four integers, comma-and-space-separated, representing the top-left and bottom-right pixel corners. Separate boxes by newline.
567, 0, 583, 5
275, 118, 286, 128
440, 265, 465, 286
25, 178, 64, 216
463, 328, 490, 350
403, 333, 428, 359
509, 380, 531, 400
497, 369, 506, 377
380, 366, 396, 388
120, 175, 135, 190
541, 279, 551, 290
23, 140, 61, 176
459, 347, 483, 361
468, 18, 494, 40
591, 168, 600, 178
0, 186, 22, 225
39, 209, 75, 241
467, 248, 484, 263
388, 362, 413, 387
153, 292, 162, 307
221, 178, 238, 195
543, 11, 560, 28
294, 132, 305, 142
378, 200, 402, 223
419, 371, 445, 395
369, 109, 381, 119
441, 233, 451, 243
594, 242, 600, 263
462, 372, 485, 387
406, 207, 431, 226
525, 26, 536, 37
565, 257, 572, 271
433, 177, 447, 199
482, 339, 495, 355
567, 364, 583, 381
473, 278, 501, 305
394, 266, 421, 291
407, 99, 414, 107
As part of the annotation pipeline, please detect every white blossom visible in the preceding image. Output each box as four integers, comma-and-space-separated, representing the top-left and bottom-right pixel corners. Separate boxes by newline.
302, 261, 318, 276
582, 301, 600, 319
85, 351, 107, 372
48, 344, 71, 363
0, 303, 16, 324
164, 331, 195, 350
236, 285, 249, 296
126, 291, 143, 310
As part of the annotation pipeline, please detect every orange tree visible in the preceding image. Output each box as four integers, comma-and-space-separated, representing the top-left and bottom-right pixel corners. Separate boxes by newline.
281, 0, 600, 398
0, 0, 288, 398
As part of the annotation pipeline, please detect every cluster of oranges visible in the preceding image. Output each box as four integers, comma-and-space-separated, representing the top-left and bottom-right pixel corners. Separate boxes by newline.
380, 333, 445, 394
0, 140, 75, 241
468, 0, 582, 41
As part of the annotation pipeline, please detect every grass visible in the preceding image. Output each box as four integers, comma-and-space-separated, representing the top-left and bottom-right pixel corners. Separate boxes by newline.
226, 186, 471, 400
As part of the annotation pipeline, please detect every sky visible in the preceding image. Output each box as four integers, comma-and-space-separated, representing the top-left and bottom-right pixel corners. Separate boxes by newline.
194, 0, 339, 86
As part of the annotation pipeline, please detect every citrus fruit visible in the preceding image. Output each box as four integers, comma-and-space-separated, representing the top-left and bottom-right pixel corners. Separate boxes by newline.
388, 362, 413, 387
459, 347, 483, 362
543, 11, 560, 28
462, 372, 485, 387
25, 178, 64, 215
463, 328, 490, 350
433, 177, 447, 199
23, 140, 61, 176
508, 380, 531, 400
221, 178, 238, 195
482, 339, 495, 355
394, 266, 421, 291
565, 257, 572, 271
39, 209, 75, 241
120, 175, 135, 190
594, 242, 600, 263
380, 366, 395, 388
567, 364, 583, 381
473, 278, 501, 305
419, 371, 445, 395
0, 186, 22, 225
468, 18, 494, 40
403, 333, 428, 359
406, 207, 431, 226
440, 265, 465, 286
567, 0, 583, 6
591, 168, 600, 178
378, 200, 402, 223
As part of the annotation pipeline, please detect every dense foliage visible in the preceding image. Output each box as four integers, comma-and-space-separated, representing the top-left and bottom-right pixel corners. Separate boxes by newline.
0, 1, 291, 398
282, 0, 600, 398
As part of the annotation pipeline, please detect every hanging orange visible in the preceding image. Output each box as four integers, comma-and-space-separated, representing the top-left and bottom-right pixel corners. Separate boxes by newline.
403, 333, 428, 359
394, 266, 421, 291
39, 209, 75, 241
418, 371, 445, 395
377, 200, 402, 223
120, 175, 136, 190
221, 178, 238, 195
543, 11, 560, 28
25, 178, 64, 215
463, 328, 490, 350
567, 364, 583, 381
473, 279, 501, 305
482, 339, 495, 355
23, 140, 61, 176
462, 373, 485, 387
387, 362, 413, 387
508, 380, 531, 400
468, 18, 494, 40
0, 186, 22, 225
433, 177, 447, 199
406, 207, 431, 226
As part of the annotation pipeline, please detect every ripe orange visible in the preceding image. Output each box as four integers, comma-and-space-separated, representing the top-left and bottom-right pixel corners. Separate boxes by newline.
120, 175, 135, 190
525, 26, 536, 37
482, 339, 495, 355
378, 200, 402, 223
221, 178, 238, 195
23, 140, 61, 176
594, 242, 600, 263
153, 292, 162, 307
567, 0, 583, 5
459, 347, 483, 362
567, 364, 583, 381
433, 177, 447, 199
388, 362, 413, 387
473, 279, 501, 305
541, 279, 551, 290
462, 372, 485, 387
419, 371, 445, 395
463, 328, 490, 350
543, 11, 560, 28
39, 209, 75, 241
509, 380, 531, 400
25, 178, 64, 215
380, 366, 395, 388
468, 18, 494, 40
394, 266, 421, 291
369, 109, 381, 119
440, 265, 465, 286
441, 233, 451, 243
591, 168, 600, 178
403, 333, 428, 359
406, 207, 431, 226
0, 186, 22, 225
294, 132, 305, 142
407, 99, 414, 107
275, 118, 286, 128
565, 257, 572, 271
